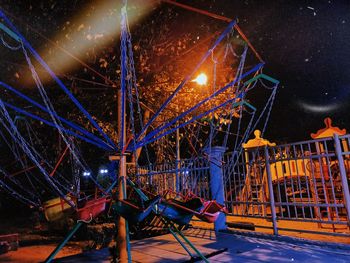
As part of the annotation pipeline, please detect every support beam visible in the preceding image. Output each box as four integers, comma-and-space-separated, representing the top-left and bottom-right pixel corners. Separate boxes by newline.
0, 10, 118, 150
334, 134, 350, 225
161, 0, 263, 62
44, 222, 83, 263
0, 81, 112, 150
139, 62, 263, 146
206, 146, 226, 232
116, 4, 129, 262
2, 101, 111, 151
136, 20, 237, 142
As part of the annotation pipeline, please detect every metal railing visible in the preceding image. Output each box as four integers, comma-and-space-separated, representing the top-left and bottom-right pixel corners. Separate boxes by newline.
128, 135, 350, 236
223, 134, 350, 235
129, 157, 211, 199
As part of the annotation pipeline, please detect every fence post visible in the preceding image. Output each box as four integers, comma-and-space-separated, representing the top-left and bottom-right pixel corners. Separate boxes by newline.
264, 146, 278, 236
334, 134, 350, 225
175, 128, 181, 192
206, 146, 226, 231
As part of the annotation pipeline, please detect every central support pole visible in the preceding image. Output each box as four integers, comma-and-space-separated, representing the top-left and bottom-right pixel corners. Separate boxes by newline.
117, 3, 129, 262
117, 91, 128, 263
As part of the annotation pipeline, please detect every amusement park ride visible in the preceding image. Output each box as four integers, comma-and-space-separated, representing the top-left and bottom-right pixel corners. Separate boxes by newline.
0, 0, 292, 262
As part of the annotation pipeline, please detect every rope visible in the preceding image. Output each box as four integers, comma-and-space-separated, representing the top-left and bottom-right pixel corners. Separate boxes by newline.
21, 43, 87, 171
20, 42, 108, 193
0, 122, 55, 199
0, 163, 40, 202
0, 34, 21, 50
204, 45, 248, 150
0, 175, 40, 207
222, 85, 277, 186
0, 101, 75, 207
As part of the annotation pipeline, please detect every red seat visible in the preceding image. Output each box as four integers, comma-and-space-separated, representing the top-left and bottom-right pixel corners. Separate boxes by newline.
77, 197, 109, 221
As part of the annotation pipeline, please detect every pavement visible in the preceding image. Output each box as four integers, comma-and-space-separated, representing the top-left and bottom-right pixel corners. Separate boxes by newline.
55, 227, 350, 262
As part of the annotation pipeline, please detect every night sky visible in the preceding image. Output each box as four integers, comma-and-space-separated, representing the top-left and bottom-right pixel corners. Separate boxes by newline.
0, 0, 349, 143
227, 0, 350, 142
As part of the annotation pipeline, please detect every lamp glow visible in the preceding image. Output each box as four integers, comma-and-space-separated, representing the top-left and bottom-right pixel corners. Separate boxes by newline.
83, 171, 91, 177
193, 73, 208, 85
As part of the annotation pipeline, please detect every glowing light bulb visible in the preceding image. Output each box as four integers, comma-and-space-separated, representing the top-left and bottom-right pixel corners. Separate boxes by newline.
83, 171, 91, 177
193, 73, 207, 85
99, 169, 108, 174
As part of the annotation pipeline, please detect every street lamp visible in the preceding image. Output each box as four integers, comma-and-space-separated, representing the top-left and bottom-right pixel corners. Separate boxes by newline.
82, 171, 91, 177
99, 169, 108, 174
193, 73, 208, 85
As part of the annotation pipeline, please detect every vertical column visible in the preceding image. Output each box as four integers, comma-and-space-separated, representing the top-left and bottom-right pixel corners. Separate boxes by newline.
117, 3, 130, 262
334, 134, 350, 225
175, 128, 181, 192
264, 147, 278, 236
206, 146, 226, 231
117, 88, 128, 263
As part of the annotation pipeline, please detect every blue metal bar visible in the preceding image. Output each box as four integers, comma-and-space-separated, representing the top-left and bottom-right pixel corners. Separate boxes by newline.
44, 221, 83, 263
168, 221, 209, 262
244, 73, 280, 86
0, 10, 118, 151
120, 9, 127, 150
127, 179, 208, 262
142, 62, 264, 144
135, 94, 245, 150
0, 22, 21, 42
168, 227, 194, 257
0, 81, 112, 150
104, 177, 118, 195
44, 166, 118, 263
2, 101, 111, 151
136, 20, 237, 142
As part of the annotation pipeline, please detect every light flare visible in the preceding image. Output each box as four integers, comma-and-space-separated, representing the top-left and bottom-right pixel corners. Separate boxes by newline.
22, 0, 158, 85
193, 73, 208, 85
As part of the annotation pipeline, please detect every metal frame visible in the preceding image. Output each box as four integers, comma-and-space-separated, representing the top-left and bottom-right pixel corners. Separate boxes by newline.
132, 157, 211, 200
135, 135, 350, 237
0, 12, 118, 150
2, 101, 111, 151
136, 64, 264, 150
0, 81, 111, 150
223, 134, 350, 236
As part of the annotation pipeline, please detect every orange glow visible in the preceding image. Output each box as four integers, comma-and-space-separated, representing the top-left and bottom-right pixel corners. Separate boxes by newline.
193, 73, 207, 85
22, 0, 158, 85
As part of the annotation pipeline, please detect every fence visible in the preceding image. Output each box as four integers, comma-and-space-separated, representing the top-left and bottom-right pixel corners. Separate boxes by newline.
223, 134, 350, 235
129, 157, 211, 199
129, 134, 350, 236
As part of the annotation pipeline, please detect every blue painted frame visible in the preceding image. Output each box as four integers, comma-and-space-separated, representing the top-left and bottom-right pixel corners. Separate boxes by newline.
0, 81, 112, 150
2, 101, 111, 150
138, 63, 264, 147
0, 10, 118, 150
135, 20, 238, 143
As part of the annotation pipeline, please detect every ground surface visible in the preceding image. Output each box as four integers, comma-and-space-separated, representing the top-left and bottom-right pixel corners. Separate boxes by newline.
1, 214, 349, 262
48, 228, 350, 262
0, 243, 82, 263
193, 216, 350, 245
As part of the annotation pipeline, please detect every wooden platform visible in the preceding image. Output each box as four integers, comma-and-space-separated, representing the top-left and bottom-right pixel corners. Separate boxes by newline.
55, 228, 350, 262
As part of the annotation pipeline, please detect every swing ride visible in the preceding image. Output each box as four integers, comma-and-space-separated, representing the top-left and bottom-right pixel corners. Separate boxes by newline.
0, 0, 280, 262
